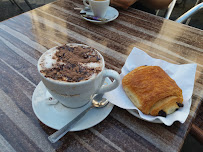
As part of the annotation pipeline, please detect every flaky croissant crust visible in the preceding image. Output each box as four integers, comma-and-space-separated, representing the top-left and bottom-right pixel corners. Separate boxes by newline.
122, 66, 183, 116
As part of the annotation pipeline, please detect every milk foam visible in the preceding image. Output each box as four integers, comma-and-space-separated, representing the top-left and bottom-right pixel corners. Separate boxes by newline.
79, 62, 102, 80
39, 47, 64, 71
81, 62, 102, 68
40, 47, 103, 70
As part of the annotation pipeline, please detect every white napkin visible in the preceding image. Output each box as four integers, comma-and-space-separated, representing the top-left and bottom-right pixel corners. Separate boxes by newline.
104, 47, 197, 126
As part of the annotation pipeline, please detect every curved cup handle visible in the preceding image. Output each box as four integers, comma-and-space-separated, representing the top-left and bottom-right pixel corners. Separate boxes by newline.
97, 69, 120, 94
83, 0, 90, 7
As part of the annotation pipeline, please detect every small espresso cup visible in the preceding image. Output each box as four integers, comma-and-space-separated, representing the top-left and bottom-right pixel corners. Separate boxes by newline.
83, 0, 110, 18
37, 44, 120, 108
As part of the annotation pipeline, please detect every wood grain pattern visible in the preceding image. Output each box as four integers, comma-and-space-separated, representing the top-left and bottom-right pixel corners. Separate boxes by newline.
0, 0, 202, 151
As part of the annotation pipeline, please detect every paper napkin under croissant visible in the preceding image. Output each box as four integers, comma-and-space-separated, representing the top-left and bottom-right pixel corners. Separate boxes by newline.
104, 47, 197, 126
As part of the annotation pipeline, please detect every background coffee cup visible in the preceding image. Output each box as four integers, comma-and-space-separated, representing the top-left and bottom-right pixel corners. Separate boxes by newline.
37, 44, 120, 108
83, 0, 110, 18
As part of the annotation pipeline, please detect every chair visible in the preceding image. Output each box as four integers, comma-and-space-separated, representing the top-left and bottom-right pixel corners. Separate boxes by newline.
156, 0, 202, 21
9, 0, 33, 12
164, 0, 177, 19
156, 0, 177, 19
184, 0, 202, 25
175, 3, 203, 143
176, 2, 203, 23
9, 0, 24, 11
174, 2, 203, 145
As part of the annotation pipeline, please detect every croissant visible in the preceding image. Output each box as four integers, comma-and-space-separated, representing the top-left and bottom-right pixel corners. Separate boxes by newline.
122, 66, 183, 117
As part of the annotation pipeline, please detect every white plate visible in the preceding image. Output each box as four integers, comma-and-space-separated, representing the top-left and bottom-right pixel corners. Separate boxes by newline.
32, 79, 114, 131
126, 109, 162, 124
80, 6, 119, 24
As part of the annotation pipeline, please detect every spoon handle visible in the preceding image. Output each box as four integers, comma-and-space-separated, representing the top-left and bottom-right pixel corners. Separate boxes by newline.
48, 105, 93, 143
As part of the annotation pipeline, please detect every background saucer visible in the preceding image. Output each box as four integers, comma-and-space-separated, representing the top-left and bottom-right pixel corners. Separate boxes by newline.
80, 6, 119, 24
32, 80, 114, 131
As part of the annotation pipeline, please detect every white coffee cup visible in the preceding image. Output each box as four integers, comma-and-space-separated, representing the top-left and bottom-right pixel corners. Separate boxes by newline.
83, 0, 110, 18
37, 44, 120, 108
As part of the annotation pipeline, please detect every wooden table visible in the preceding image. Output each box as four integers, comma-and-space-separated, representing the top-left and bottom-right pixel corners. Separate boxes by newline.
0, 0, 202, 151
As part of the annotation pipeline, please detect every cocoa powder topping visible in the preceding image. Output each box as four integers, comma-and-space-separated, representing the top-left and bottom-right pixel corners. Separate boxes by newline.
40, 44, 102, 82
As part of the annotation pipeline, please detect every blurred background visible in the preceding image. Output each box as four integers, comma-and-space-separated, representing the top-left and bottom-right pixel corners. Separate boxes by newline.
0, 0, 202, 29
0, 0, 202, 151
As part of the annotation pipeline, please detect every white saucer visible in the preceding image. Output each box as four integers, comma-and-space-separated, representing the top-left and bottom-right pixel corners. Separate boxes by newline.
126, 109, 162, 124
80, 6, 119, 24
32, 79, 114, 131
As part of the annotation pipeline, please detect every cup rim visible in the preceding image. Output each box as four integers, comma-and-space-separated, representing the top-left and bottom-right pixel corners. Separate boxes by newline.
37, 43, 105, 85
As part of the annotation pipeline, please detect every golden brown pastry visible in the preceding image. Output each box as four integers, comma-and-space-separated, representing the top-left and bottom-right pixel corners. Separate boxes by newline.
122, 66, 183, 117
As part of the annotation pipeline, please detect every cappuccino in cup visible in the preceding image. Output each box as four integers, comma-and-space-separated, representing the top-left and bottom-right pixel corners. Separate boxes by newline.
37, 44, 120, 108
39, 44, 103, 82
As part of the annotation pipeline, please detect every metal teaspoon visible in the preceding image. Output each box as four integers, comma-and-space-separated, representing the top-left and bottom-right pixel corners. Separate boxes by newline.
48, 94, 109, 143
